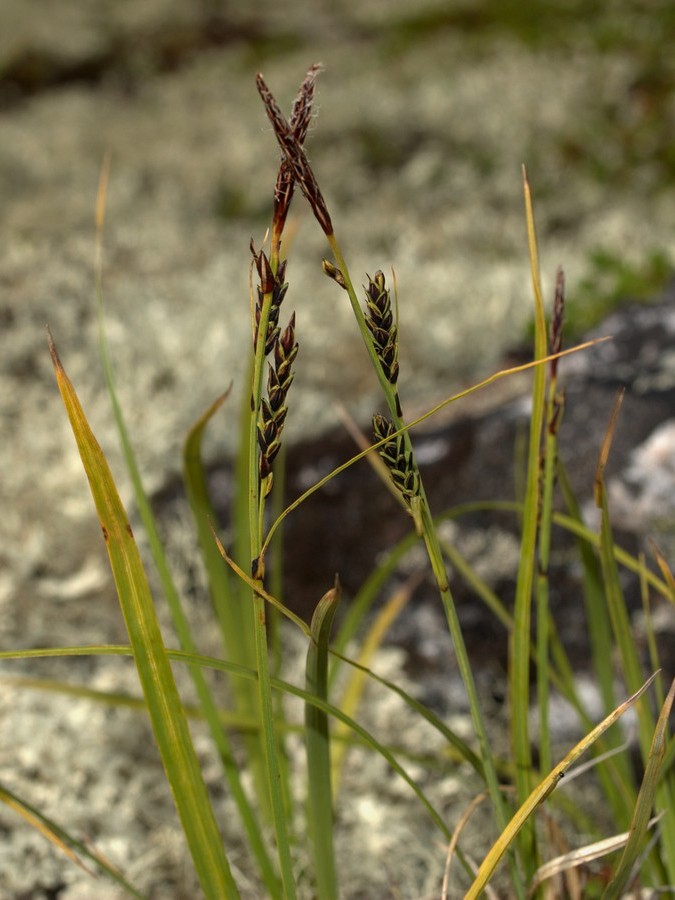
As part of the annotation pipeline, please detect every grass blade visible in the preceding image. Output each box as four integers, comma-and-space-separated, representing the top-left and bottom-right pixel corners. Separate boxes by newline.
530, 816, 663, 896
183, 390, 241, 657
1, 641, 456, 843
0, 782, 145, 898
602, 678, 675, 898
508, 168, 548, 874
183, 396, 282, 897
466, 673, 659, 898
305, 581, 341, 900
331, 575, 417, 792
47, 332, 239, 900
93, 161, 278, 895
595, 392, 656, 747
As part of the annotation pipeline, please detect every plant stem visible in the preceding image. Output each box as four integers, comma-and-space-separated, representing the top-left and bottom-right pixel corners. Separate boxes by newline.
327, 231, 521, 894
248, 255, 297, 899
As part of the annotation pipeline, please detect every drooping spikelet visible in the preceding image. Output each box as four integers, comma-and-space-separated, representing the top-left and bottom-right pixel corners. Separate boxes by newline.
372, 413, 420, 502
272, 64, 322, 243
256, 69, 333, 237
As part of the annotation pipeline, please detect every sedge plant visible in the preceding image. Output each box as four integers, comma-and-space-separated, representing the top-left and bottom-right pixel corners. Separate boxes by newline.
1, 64, 674, 898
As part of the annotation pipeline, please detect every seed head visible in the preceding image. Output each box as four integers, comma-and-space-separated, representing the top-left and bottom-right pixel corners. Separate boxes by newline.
372, 414, 419, 501
322, 259, 347, 289
257, 70, 333, 236
365, 271, 399, 385
549, 266, 565, 379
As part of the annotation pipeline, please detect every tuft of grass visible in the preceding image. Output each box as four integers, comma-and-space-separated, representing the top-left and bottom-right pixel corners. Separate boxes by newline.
2, 64, 674, 899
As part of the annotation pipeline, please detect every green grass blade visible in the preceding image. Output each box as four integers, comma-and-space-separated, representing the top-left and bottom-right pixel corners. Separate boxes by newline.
330, 528, 419, 678
557, 463, 643, 830
331, 576, 416, 792
0, 781, 145, 898
183, 396, 282, 897
602, 678, 675, 898
553, 510, 670, 598
594, 395, 665, 774
216, 535, 453, 839
1, 642, 453, 841
2, 649, 457, 824
305, 582, 341, 900
260, 345, 604, 564
508, 170, 548, 875
183, 390, 243, 657
267, 441, 288, 677
557, 463, 619, 715
331, 501, 521, 688
331, 650, 485, 779
534, 369, 564, 778
639, 558, 666, 711
595, 391, 674, 885
48, 332, 239, 900
233, 356, 257, 642
466, 674, 659, 899
594, 393, 649, 717
94, 181, 279, 893
2, 643, 484, 794
327, 238, 516, 884
441, 529, 646, 819
183, 392, 277, 837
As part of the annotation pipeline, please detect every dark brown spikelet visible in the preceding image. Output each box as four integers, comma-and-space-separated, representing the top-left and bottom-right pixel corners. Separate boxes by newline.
257, 70, 333, 237
271, 64, 323, 241
251, 243, 289, 354
365, 271, 399, 385
274, 312, 299, 383
548, 266, 566, 435
322, 259, 347, 289
290, 63, 322, 145
258, 314, 298, 488
372, 413, 420, 501
549, 266, 565, 379
272, 161, 295, 241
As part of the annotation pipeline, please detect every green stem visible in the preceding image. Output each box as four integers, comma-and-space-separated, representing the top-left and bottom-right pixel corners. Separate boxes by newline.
249, 258, 297, 899
328, 231, 521, 895
305, 583, 340, 900
535, 382, 560, 780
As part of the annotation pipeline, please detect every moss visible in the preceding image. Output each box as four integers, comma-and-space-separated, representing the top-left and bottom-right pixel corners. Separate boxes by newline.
567, 247, 672, 336
522, 248, 672, 343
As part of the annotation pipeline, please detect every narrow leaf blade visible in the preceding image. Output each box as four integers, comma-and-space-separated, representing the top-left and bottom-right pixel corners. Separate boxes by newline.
48, 332, 238, 900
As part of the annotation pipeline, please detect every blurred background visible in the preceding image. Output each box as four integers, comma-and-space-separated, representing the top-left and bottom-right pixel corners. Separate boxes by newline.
2, 0, 674, 453
1, 1, 674, 896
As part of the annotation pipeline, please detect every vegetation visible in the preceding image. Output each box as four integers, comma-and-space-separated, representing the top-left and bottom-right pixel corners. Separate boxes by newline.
1, 65, 674, 898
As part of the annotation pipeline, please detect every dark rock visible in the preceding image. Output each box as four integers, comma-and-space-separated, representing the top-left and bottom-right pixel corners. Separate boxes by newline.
278, 286, 675, 692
